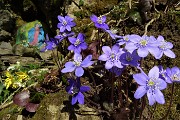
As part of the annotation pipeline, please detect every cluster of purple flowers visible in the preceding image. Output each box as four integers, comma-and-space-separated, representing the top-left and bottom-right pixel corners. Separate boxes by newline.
42, 14, 178, 107
117, 34, 176, 59
134, 66, 180, 105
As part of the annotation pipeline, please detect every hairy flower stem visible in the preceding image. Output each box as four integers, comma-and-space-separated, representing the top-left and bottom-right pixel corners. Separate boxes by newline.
88, 69, 97, 93
111, 73, 115, 106
118, 76, 122, 107
160, 83, 175, 120
139, 96, 146, 120
98, 28, 102, 55
52, 50, 61, 70
149, 103, 157, 120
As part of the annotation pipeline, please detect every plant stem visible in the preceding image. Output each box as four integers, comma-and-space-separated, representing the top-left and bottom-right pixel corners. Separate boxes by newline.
111, 73, 115, 106
160, 83, 175, 120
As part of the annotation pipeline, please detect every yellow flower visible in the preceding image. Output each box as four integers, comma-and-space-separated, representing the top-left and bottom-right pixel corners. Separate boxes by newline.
16, 72, 29, 81
4, 71, 14, 89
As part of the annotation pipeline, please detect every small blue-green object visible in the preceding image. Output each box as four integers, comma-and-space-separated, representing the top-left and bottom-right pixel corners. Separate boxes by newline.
16, 20, 45, 48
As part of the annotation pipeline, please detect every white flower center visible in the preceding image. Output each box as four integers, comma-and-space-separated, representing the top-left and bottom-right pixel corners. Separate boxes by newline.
126, 53, 133, 61
74, 60, 81, 67
171, 74, 179, 81
124, 37, 129, 41
98, 16, 103, 24
71, 86, 79, 95
74, 39, 81, 46
159, 41, 167, 50
140, 39, 147, 46
63, 20, 67, 25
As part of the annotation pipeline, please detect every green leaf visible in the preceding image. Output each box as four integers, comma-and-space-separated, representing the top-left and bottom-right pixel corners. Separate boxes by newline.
79, 0, 84, 6
0, 83, 4, 95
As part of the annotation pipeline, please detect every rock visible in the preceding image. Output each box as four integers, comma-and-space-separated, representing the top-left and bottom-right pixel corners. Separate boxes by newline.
0, 10, 15, 41
0, 29, 11, 41
30, 90, 101, 120
0, 42, 13, 55
0, 10, 15, 33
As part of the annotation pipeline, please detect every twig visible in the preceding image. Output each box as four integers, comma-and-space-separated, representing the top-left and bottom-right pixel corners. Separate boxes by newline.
143, 14, 160, 36
128, 0, 132, 9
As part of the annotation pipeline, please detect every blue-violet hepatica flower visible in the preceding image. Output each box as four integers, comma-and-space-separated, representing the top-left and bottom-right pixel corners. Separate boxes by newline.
68, 33, 87, 53
126, 35, 160, 58
134, 66, 167, 105
99, 45, 124, 69
90, 14, 109, 30
120, 50, 141, 67
57, 15, 76, 32
61, 53, 94, 77
155, 35, 176, 59
166, 67, 180, 83
66, 78, 90, 105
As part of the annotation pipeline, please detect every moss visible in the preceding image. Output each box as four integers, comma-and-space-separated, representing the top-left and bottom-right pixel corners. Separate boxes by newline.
29, 90, 69, 120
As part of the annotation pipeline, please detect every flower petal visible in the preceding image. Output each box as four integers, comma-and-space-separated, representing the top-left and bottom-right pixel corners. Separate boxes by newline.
90, 15, 98, 23
158, 78, 167, 90
68, 37, 76, 44
133, 73, 148, 85
148, 66, 159, 78
102, 46, 111, 55
80, 42, 87, 49
72, 95, 78, 105
77, 92, 84, 104
134, 86, 147, 99
154, 89, 165, 104
164, 49, 176, 58
137, 48, 149, 57
75, 67, 84, 77
61, 66, 76, 73
114, 60, 123, 68
80, 86, 90, 92
68, 45, 75, 51
81, 55, 94, 67
66, 25, 71, 31
64, 62, 75, 68
99, 54, 109, 61
147, 90, 156, 105
105, 61, 113, 69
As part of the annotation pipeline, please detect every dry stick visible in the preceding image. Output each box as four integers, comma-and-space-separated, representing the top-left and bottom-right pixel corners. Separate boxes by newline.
143, 14, 160, 36
160, 83, 175, 120
128, 0, 132, 9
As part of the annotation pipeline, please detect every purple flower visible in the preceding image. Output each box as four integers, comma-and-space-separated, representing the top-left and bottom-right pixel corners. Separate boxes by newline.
55, 32, 75, 42
68, 33, 88, 53
66, 78, 90, 105
40, 34, 57, 52
90, 14, 109, 30
109, 66, 125, 76
99, 45, 124, 69
166, 67, 180, 83
57, 15, 76, 32
158, 65, 171, 83
105, 29, 122, 39
117, 35, 132, 46
134, 66, 167, 105
155, 36, 176, 59
120, 50, 141, 67
126, 35, 160, 57
61, 53, 94, 77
